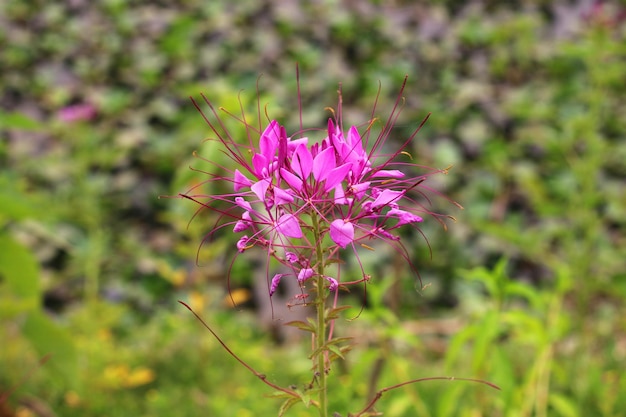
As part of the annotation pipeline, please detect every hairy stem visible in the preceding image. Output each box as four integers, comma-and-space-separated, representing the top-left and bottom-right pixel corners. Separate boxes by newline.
311, 212, 328, 417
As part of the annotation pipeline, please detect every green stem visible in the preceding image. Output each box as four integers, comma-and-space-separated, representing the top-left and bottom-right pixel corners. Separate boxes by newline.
311, 213, 328, 417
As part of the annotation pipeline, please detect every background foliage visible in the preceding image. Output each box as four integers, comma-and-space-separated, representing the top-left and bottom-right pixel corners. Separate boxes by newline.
1, 1, 625, 416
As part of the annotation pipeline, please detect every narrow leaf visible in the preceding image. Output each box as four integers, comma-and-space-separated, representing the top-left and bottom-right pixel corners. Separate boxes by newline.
284, 320, 316, 333
279, 397, 302, 417
327, 344, 345, 360
326, 305, 352, 321
326, 336, 354, 346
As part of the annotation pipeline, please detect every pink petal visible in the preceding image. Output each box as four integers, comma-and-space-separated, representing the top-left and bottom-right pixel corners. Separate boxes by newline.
340, 127, 365, 167
276, 214, 303, 238
325, 276, 339, 291
291, 144, 313, 180
286, 137, 309, 152
269, 273, 284, 296
372, 227, 400, 241
349, 182, 370, 199
388, 208, 423, 225
297, 268, 314, 283
273, 187, 294, 205
327, 119, 336, 139
233, 211, 252, 232
346, 126, 363, 154
277, 125, 288, 168
234, 197, 252, 211
260, 121, 280, 160
236, 236, 250, 252
251, 179, 270, 202
329, 120, 344, 152
371, 169, 405, 179
233, 169, 253, 191
352, 159, 372, 179
312, 146, 336, 182
324, 163, 352, 192
280, 168, 303, 190
330, 219, 354, 249
333, 184, 349, 205
252, 153, 268, 178
285, 251, 298, 263
371, 189, 403, 209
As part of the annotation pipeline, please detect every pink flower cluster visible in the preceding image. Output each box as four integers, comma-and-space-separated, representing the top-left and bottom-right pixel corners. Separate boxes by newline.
183, 85, 445, 297
230, 119, 424, 249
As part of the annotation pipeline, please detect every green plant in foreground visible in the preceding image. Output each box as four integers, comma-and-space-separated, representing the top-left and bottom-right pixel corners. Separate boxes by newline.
171, 74, 499, 416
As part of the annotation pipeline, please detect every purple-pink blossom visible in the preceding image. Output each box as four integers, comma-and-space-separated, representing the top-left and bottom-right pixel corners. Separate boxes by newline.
58, 103, 97, 122
269, 274, 284, 296
330, 219, 354, 249
215, 117, 428, 250
180, 78, 451, 297
325, 276, 339, 292
297, 268, 315, 283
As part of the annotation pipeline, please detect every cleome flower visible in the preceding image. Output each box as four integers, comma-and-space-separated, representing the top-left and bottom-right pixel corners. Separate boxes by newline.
179, 77, 454, 298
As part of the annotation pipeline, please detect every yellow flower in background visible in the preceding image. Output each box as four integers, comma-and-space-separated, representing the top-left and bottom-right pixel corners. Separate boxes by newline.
103, 364, 127, 384
65, 391, 81, 407
123, 367, 155, 388
222, 288, 251, 308
103, 364, 155, 389
189, 290, 206, 311
15, 408, 35, 417
97, 328, 112, 342
156, 260, 186, 287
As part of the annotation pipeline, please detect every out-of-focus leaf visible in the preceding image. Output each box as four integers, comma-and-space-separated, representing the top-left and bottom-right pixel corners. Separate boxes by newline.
549, 393, 580, 417
0, 189, 37, 221
21, 311, 78, 387
0, 234, 40, 300
278, 396, 303, 417
0, 111, 40, 130
436, 382, 464, 417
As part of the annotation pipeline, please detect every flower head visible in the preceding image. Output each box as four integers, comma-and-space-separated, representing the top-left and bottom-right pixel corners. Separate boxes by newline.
179, 76, 455, 298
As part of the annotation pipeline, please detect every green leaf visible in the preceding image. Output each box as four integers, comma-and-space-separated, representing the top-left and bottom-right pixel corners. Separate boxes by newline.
326, 336, 353, 346
0, 190, 37, 221
549, 393, 580, 417
471, 310, 500, 372
444, 323, 475, 372
21, 311, 78, 387
278, 396, 307, 417
506, 281, 542, 309
326, 305, 352, 321
284, 320, 316, 333
267, 390, 297, 399
436, 382, 464, 417
0, 234, 40, 301
0, 111, 40, 130
326, 344, 345, 360
309, 337, 353, 359
307, 317, 318, 330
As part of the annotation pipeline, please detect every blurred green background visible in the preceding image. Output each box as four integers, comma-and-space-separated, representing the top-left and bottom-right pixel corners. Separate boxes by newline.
1, 1, 625, 416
